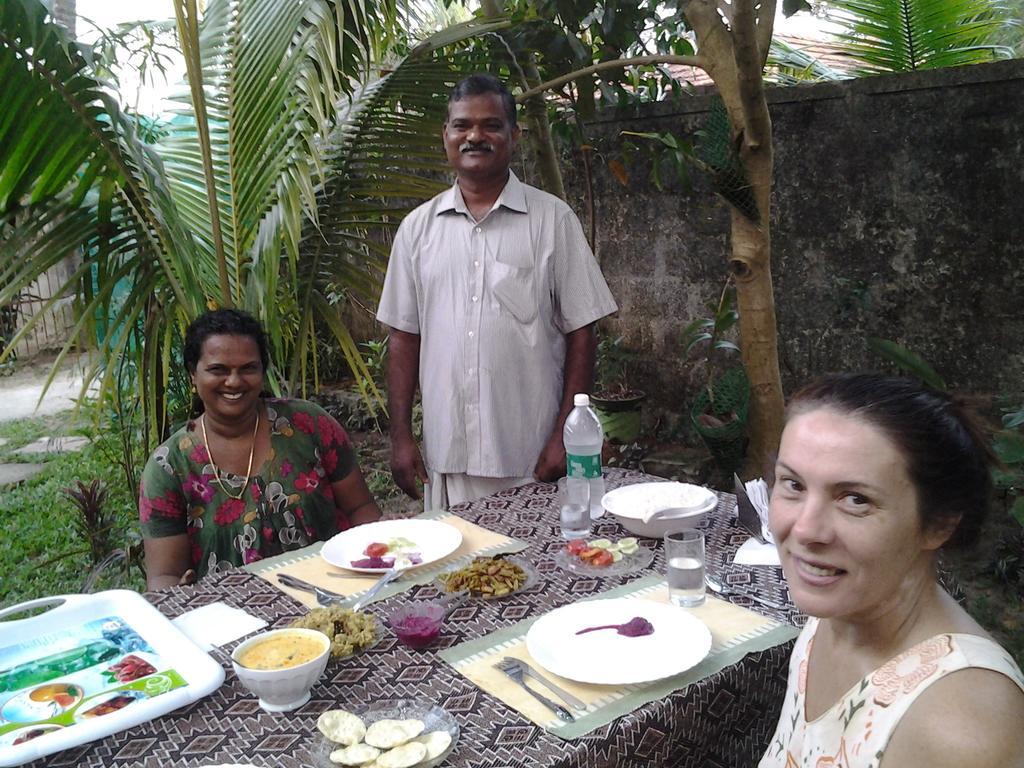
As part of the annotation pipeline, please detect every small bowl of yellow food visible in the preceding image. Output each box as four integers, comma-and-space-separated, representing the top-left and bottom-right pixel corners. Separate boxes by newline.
231, 627, 330, 712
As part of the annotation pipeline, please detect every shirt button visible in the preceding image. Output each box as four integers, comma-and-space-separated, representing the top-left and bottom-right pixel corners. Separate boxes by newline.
471, 295, 478, 302
468, 331, 474, 338
473, 260, 480, 267
474, 227, 481, 233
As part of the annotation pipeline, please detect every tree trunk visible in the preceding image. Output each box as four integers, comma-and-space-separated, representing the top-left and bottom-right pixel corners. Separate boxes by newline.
479, 0, 566, 199
730, 145, 785, 473
683, 0, 785, 471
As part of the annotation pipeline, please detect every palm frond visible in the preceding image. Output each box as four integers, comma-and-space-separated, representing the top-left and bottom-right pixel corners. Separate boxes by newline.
828, 0, 1017, 73
766, 37, 849, 83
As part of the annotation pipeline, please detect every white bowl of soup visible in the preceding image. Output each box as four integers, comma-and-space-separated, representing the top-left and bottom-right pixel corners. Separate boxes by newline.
231, 628, 330, 712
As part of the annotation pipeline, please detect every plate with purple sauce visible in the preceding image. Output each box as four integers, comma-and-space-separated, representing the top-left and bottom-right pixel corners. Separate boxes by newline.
320, 520, 463, 574
525, 598, 712, 685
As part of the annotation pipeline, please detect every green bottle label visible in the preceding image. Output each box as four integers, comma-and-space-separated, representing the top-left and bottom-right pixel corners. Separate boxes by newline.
567, 453, 601, 479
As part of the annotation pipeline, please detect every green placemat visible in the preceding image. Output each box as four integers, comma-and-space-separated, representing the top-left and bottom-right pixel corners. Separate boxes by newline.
439, 575, 799, 739
244, 510, 529, 609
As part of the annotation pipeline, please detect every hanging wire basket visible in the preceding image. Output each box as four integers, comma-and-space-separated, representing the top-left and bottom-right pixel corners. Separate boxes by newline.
690, 366, 750, 475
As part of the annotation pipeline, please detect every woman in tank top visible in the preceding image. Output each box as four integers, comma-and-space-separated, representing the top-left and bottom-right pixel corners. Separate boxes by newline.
759, 373, 1024, 768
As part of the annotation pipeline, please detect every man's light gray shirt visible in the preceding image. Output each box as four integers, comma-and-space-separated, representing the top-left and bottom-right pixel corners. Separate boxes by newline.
376, 172, 617, 477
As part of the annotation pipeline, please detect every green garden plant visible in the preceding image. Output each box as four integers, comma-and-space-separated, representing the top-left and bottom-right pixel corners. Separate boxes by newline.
828, 0, 1018, 73
0, 0, 504, 453
63, 479, 117, 567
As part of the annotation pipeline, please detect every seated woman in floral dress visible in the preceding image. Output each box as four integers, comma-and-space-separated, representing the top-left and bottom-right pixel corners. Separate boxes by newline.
140, 309, 381, 589
760, 373, 1024, 768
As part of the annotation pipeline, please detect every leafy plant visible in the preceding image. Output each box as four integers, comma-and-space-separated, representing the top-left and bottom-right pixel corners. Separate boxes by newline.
63, 479, 117, 566
828, 0, 1018, 73
681, 275, 741, 411
0, 0, 506, 454
993, 415, 1024, 529
867, 337, 947, 390
361, 339, 389, 391
594, 334, 642, 399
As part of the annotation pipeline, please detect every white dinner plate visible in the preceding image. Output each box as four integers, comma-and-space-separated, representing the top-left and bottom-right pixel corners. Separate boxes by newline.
320, 519, 463, 573
525, 598, 713, 685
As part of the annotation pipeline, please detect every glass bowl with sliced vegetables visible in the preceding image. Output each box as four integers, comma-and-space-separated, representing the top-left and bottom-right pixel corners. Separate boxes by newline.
434, 555, 538, 600
554, 537, 655, 575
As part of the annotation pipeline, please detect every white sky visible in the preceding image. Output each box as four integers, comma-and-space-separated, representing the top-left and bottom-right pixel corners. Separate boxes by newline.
72, 1, 835, 117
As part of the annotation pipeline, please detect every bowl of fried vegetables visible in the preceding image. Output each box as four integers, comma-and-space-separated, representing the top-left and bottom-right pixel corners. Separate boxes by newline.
289, 605, 381, 659
434, 556, 537, 599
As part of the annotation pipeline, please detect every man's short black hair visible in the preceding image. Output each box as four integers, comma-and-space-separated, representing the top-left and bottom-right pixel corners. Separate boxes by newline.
448, 74, 517, 126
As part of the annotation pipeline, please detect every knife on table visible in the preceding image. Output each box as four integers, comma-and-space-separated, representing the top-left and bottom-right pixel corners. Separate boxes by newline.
504, 658, 587, 712
733, 473, 767, 544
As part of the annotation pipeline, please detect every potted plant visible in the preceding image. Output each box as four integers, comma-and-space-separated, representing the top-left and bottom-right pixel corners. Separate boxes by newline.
681, 277, 750, 476
591, 334, 647, 444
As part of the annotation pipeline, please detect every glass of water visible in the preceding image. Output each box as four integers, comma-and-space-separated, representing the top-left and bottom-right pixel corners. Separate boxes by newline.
665, 530, 705, 607
557, 477, 591, 539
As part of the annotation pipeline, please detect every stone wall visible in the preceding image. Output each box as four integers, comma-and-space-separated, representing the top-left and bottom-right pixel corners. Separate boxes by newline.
549, 58, 1024, 417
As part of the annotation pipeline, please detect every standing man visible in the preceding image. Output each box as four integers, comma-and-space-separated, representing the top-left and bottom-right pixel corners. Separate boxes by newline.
376, 74, 617, 508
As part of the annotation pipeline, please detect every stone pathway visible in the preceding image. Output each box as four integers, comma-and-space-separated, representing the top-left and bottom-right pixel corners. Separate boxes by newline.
0, 462, 48, 486
13, 436, 90, 456
0, 353, 94, 487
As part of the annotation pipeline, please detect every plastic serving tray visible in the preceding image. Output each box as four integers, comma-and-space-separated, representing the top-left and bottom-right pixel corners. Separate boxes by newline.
0, 589, 224, 767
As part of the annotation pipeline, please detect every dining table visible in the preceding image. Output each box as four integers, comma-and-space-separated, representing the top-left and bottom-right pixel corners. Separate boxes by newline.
27, 468, 801, 768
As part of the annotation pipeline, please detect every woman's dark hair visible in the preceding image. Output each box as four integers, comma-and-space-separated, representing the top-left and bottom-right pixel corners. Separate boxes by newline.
448, 74, 517, 126
184, 309, 269, 374
786, 373, 994, 550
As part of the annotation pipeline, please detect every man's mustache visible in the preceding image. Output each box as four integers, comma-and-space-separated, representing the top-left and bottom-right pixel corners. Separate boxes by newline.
460, 142, 493, 153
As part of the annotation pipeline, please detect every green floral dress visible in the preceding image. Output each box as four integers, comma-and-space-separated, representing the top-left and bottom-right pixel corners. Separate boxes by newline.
139, 398, 357, 578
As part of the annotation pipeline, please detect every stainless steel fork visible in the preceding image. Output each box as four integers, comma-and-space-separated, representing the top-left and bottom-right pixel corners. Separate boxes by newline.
495, 659, 574, 722
501, 657, 587, 711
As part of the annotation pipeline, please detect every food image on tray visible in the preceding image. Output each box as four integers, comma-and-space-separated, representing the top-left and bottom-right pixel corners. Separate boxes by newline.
75, 690, 147, 721
104, 654, 157, 684
0, 683, 84, 723
289, 606, 380, 659
13, 724, 63, 745
0, 641, 119, 694
0, 723, 64, 749
436, 556, 536, 599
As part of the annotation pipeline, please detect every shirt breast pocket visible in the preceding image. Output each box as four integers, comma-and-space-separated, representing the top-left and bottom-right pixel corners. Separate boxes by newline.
490, 244, 538, 324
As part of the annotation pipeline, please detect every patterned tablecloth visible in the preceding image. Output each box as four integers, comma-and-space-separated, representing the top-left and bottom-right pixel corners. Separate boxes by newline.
33, 469, 801, 768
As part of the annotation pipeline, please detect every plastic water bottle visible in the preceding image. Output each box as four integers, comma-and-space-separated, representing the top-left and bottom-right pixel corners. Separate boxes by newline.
563, 393, 606, 519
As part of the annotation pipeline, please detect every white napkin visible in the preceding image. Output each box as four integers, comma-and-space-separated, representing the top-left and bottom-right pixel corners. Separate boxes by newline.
172, 602, 268, 651
733, 478, 781, 566
734, 537, 781, 566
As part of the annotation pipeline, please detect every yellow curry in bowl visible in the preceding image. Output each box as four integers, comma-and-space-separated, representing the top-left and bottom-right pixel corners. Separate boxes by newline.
236, 631, 327, 670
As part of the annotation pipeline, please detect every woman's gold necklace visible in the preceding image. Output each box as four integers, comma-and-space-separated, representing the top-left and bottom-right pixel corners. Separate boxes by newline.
201, 409, 260, 501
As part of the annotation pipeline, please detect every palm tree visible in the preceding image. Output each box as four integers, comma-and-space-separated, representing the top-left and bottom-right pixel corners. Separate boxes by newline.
0, 0, 501, 447
827, 0, 1016, 73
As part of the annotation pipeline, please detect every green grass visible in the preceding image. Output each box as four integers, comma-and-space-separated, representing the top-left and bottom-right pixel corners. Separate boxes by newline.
0, 414, 145, 607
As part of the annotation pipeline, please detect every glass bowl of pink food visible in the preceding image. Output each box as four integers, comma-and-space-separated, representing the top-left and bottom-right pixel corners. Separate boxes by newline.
387, 601, 448, 649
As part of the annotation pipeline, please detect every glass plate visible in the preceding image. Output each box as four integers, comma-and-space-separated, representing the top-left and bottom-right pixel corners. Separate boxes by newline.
310, 698, 459, 768
553, 545, 655, 576
433, 555, 538, 600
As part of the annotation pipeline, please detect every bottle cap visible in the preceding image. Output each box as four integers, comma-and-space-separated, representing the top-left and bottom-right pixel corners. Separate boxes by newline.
573, 393, 590, 407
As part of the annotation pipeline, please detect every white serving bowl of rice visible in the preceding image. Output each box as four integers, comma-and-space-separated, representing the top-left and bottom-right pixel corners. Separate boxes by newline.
601, 482, 719, 538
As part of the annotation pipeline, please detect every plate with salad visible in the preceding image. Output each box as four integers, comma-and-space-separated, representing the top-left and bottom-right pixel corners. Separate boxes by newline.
320, 520, 463, 573
554, 537, 655, 576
